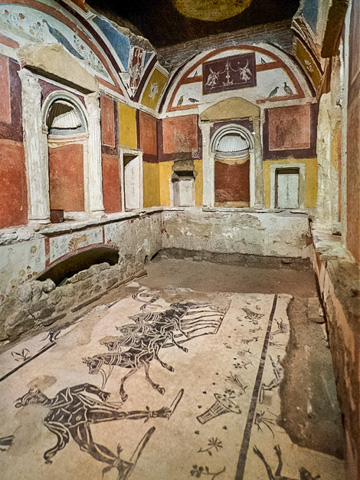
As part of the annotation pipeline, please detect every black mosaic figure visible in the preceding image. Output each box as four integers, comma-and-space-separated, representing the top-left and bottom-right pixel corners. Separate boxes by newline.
85, 300, 224, 401
15, 383, 183, 479
253, 445, 320, 480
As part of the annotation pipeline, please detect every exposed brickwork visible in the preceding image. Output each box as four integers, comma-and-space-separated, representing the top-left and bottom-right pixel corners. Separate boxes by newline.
157, 20, 294, 70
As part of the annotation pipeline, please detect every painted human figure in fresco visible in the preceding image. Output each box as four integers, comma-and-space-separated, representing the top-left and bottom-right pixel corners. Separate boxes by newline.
205, 67, 220, 88
15, 383, 183, 480
128, 46, 144, 96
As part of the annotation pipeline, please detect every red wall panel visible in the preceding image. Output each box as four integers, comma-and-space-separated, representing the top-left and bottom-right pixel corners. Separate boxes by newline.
215, 160, 250, 204
102, 154, 121, 213
139, 111, 157, 155
101, 95, 115, 148
49, 143, 85, 212
162, 115, 198, 154
0, 140, 28, 228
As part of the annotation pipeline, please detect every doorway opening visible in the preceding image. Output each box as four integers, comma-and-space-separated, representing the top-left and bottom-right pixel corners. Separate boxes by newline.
275, 167, 300, 209
123, 154, 141, 210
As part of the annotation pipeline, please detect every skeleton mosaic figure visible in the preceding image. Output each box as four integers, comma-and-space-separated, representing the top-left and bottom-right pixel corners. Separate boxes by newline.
253, 444, 320, 480
84, 303, 192, 401
84, 295, 225, 401
15, 383, 184, 480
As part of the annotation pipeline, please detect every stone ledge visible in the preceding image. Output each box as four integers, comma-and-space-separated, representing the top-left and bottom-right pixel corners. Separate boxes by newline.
0, 208, 164, 244
310, 229, 360, 480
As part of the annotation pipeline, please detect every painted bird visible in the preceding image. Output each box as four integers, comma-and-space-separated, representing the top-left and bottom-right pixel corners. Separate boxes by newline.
177, 95, 184, 106
268, 86, 279, 98
188, 98, 199, 103
43, 19, 84, 60
283, 81, 294, 96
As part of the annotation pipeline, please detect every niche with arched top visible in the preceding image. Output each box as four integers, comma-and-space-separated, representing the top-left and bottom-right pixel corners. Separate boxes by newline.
45, 94, 88, 221
212, 127, 251, 207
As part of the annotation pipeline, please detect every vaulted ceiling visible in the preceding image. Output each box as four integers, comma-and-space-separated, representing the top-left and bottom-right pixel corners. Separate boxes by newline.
86, 0, 300, 49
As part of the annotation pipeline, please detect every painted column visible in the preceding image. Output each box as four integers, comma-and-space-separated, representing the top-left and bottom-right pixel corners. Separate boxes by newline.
19, 69, 50, 223
85, 92, 105, 217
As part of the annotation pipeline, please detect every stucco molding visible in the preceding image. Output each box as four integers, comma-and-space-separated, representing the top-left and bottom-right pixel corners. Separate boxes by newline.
17, 43, 99, 94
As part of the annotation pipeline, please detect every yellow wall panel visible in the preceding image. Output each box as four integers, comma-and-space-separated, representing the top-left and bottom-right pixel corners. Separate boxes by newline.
159, 161, 173, 206
304, 158, 318, 208
118, 102, 137, 149
194, 159, 203, 206
263, 158, 317, 209
143, 162, 160, 207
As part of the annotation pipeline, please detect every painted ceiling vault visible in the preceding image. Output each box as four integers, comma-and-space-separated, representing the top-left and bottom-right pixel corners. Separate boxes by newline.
86, 0, 300, 48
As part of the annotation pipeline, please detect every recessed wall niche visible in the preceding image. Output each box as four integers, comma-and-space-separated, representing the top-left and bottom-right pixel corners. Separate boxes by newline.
45, 97, 88, 221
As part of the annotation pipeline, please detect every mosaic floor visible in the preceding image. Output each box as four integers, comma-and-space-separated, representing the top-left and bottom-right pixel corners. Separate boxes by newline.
0, 285, 345, 480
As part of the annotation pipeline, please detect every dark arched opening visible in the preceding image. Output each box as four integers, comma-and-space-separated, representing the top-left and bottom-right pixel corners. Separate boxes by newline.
36, 245, 119, 285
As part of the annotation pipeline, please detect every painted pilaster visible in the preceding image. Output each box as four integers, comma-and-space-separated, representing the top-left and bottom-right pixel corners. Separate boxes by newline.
85, 92, 105, 217
253, 115, 264, 208
19, 68, 50, 223
200, 123, 213, 207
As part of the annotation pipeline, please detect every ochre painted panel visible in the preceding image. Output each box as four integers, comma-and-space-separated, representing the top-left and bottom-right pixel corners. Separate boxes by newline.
194, 159, 203, 206
100, 95, 115, 147
0, 139, 27, 228
162, 115, 198, 154
143, 161, 160, 207
0, 55, 11, 123
139, 111, 157, 155
159, 161, 173, 206
263, 158, 317, 209
49, 143, 84, 212
102, 154, 121, 213
118, 102, 137, 149
295, 40, 321, 90
141, 68, 168, 111
215, 160, 250, 204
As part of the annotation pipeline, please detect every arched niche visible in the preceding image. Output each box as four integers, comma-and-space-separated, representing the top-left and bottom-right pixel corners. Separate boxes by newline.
211, 127, 252, 207
18, 44, 104, 224
200, 97, 263, 208
42, 93, 89, 221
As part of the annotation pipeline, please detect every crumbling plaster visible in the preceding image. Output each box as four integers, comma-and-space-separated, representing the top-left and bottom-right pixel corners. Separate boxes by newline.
0, 208, 311, 330
315, 57, 343, 232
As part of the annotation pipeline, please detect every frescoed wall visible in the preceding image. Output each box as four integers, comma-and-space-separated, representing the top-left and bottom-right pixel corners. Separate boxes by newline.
138, 111, 159, 207
162, 46, 309, 114
101, 95, 121, 213
263, 104, 317, 159
160, 44, 316, 210
0, 54, 27, 228
0, 2, 116, 87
